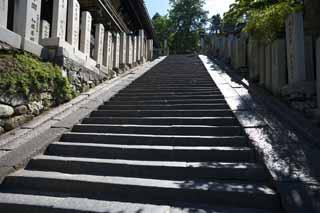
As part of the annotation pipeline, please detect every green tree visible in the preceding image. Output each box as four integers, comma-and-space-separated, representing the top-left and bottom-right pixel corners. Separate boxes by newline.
152, 13, 173, 48
223, 0, 303, 43
209, 14, 222, 35
168, 0, 208, 53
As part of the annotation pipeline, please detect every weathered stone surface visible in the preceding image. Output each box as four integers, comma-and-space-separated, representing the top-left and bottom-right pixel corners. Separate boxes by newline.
13, 0, 42, 43
52, 0, 68, 40
93, 24, 104, 65
103, 31, 113, 71
28, 101, 44, 116
40, 20, 50, 42
281, 81, 316, 101
265, 44, 272, 91
80, 11, 92, 56
316, 37, 320, 111
67, 0, 80, 49
0, 126, 4, 134
0, 104, 14, 118
0, 94, 28, 107
0, 0, 8, 28
285, 12, 307, 84
3, 114, 33, 131
271, 39, 287, 96
14, 105, 28, 115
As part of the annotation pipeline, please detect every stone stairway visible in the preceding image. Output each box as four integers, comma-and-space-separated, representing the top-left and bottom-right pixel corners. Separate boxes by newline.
0, 55, 283, 212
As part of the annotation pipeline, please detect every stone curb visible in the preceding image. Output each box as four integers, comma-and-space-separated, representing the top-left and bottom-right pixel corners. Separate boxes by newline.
0, 56, 167, 181
199, 55, 320, 213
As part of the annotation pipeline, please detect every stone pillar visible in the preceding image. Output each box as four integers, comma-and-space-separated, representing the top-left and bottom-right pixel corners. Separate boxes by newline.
138, 29, 144, 61
271, 39, 287, 95
285, 12, 306, 84
120, 32, 127, 67
40, 20, 50, 41
113, 33, 120, 70
0, 0, 8, 28
110, 37, 114, 70
13, 0, 42, 55
147, 39, 153, 61
164, 39, 168, 55
258, 44, 266, 85
226, 35, 233, 61
80, 11, 92, 57
14, 0, 41, 42
248, 39, 259, 81
305, 36, 316, 81
103, 31, 113, 71
126, 35, 133, 65
133, 36, 137, 63
316, 38, 320, 109
136, 35, 141, 61
67, 0, 80, 49
51, 0, 68, 40
93, 24, 104, 65
265, 44, 272, 91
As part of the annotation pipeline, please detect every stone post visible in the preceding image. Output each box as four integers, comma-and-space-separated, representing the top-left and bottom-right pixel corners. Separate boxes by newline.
285, 12, 306, 84
138, 29, 144, 61
110, 37, 114, 70
316, 38, 320, 110
13, 0, 42, 55
271, 39, 287, 95
265, 44, 272, 91
305, 36, 315, 81
164, 39, 168, 55
133, 36, 137, 63
40, 20, 50, 42
93, 24, 104, 65
51, 0, 68, 40
103, 31, 113, 71
113, 33, 120, 70
0, 0, 8, 28
258, 44, 266, 85
126, 35, 133, 65
248, 39, 259, 81
147, 39, 153, 61
80, 11, 92, 57
226, 35, 233, 61
14, 0, 41, 42
120, 32, 127, 67
67, 0, 80, 49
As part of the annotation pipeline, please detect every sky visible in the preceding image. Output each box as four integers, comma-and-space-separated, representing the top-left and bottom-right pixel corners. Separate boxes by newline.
144, 0, 235, 18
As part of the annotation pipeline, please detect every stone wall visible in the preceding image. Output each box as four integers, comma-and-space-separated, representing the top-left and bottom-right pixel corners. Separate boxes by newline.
209, 11, 320, 118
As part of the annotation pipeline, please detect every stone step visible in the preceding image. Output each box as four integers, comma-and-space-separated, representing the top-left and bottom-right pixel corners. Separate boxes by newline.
117, 91, 222, 96
60, 133, 248, 147
82, 117, 240, 126
46, 142, 255, 162
110, 94, 225, 101
122, 88, 220, 92
2, 170, 281, 210
27, 155, 268, 181
71, 124, 244, 136
128, 84, 215, 87
0, 193, 284, 213
90, 109, 234, 117
99, 104, 230, 110
105, 99, 228, 105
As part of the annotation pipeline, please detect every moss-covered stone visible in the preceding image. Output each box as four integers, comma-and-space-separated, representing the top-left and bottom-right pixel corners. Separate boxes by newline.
0, 50, 75, 106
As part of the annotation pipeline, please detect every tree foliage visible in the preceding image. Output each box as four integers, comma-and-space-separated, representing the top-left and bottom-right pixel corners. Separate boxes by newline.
209, 14, 222, 35
223, 0, 303, 43
152, 13, 172, 48
168, 0, 208, 53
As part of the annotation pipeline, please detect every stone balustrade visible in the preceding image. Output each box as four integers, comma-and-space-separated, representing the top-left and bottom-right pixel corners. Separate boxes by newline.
0, 0, 154, 75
